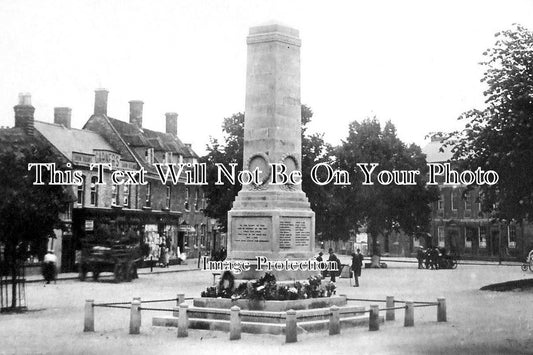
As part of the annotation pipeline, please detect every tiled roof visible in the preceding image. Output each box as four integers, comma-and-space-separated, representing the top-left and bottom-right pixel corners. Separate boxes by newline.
422, 139, 454, 163
106, 117, 198, 158
34, 120, 117, 160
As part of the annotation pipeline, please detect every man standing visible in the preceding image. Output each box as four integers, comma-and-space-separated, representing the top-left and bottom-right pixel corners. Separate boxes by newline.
416, 246, 425, 269
328, 248, 340, 283
351, 249, 364, 287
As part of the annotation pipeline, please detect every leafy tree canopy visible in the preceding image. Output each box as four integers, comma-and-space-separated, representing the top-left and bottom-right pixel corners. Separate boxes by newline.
0, 133, 72, 267
335, 118, 438, 251
444, 24, 533, 221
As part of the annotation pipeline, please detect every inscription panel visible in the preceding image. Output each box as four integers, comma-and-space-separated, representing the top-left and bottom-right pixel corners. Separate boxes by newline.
231, 217, 272, 251
279, 217, 311, 250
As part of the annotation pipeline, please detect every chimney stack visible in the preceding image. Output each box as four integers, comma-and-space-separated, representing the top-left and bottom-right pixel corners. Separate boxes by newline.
94, 89, 109, 115
14, 93, 35, 136
165, 112, 178, 136
129, 100, 144, 128
54, 107, 72, 128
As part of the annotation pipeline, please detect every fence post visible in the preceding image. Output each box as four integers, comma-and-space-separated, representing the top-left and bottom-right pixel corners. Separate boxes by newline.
437, 297, 447, 322
177, 303, 189, 338
386, 296, 395, 321
229, 305, 241, 340
129, 300, 141, 334
369, 304, 380, 331
329, 305, 340, 335
177, 293, 185, 305
285, 309, 297, 343
174, 294, 185, 317
404, 301, 414, 327
84, 299, 94, 332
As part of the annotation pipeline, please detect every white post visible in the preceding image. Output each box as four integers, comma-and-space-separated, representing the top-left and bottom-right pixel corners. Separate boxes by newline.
369, 304, 379, 331
174, 294, 185, 317
129, 300, 141, 334
386, 296, 395, 321
437, 297, 447, 322
229, 306, 241, 340
84, 299, 94, 332
404, 301, 414, 327
177, 303, 189, 338
329, 305, 340, 335
285, 309, 297, 343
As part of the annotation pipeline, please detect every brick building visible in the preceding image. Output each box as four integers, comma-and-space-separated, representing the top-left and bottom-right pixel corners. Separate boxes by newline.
1, 91, 213, 273
422, 136, 532, 261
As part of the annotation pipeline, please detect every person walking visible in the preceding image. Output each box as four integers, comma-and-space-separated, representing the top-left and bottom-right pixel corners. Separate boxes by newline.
328, 248, 340, 283
43, 250, 58, 284
351, 249, 364, 287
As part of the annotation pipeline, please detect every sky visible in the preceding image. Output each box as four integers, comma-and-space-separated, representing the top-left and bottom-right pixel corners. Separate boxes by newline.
1, 0, 532, 156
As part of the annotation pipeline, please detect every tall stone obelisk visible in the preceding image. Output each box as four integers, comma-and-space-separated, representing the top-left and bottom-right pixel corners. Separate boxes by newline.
227, 23, 316, 280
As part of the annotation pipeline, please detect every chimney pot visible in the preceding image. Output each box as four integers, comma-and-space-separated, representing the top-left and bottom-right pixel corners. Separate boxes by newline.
54, 107, 72, 128
94, 89, 109, 115
129, 100, 144, 128
14, 93, 35, 136
165, 112, 178, 136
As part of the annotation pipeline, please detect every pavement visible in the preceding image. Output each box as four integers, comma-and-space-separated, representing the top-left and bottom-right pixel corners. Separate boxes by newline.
25, 260, 200, 283
1, 257, 533, 354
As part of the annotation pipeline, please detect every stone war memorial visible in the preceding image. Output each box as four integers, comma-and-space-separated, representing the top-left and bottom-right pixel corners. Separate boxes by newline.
227, 22, 316, 281
152, 25, 370, 333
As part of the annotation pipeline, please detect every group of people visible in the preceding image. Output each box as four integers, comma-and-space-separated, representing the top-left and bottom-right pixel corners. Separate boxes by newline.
316, 248, 364, 287
416, 246, 451, 270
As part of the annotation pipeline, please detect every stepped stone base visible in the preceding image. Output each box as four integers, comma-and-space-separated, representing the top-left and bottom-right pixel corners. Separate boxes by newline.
193, 295, 347, 311
152, 295, 383, 335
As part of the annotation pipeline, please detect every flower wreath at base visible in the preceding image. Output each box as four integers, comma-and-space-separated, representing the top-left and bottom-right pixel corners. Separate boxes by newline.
201, 272, 336, 301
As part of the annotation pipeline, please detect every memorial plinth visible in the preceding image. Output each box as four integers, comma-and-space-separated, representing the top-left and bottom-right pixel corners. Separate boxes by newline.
227, 23, 316, 280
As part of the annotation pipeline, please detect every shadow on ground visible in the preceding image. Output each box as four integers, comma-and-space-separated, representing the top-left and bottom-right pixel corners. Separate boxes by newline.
480, 278, 533, 291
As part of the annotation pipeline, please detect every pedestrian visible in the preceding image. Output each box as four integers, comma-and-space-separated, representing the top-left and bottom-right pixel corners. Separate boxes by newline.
328, 248, 340, 283
316, 251, 326, 278
417, 246, 425, 269
42, 250, 58, 284
351, 249, 364, 287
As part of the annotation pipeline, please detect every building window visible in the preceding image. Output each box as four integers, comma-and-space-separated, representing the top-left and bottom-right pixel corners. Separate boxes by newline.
77, 175, 85, 206
451, 189, 459, 211
112, 185, 119, 206
464, 192, 472, 218
437, 226, 445, 247
164, 152, 174, 164
508, 225, 517, 248
166, 185, 171, 210
200, 224, 207, 246
90, 176, 98, 206
135, 185, 139, 209
184, 187, 190, 211
145, 148, 154, 164
145, 182, 151, 208
465, 227, 476, 249
479, 226, 487, 249
123, 185, 130, 208
437, 192, 444, 211
194, 189, 199, 211
201, 191, 206, 211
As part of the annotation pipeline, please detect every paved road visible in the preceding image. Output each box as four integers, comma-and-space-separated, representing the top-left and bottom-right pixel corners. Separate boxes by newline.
1, 258, 532, 354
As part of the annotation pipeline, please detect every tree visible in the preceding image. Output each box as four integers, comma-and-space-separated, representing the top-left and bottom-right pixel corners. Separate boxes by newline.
201, 106, 334, 238
200, 113, 244, 231
444, 24, 533, 222
335, 118, 438, 253
0, 132, 72, 309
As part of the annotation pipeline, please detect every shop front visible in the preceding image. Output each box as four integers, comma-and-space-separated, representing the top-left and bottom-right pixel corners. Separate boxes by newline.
68, 207, 182, 272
